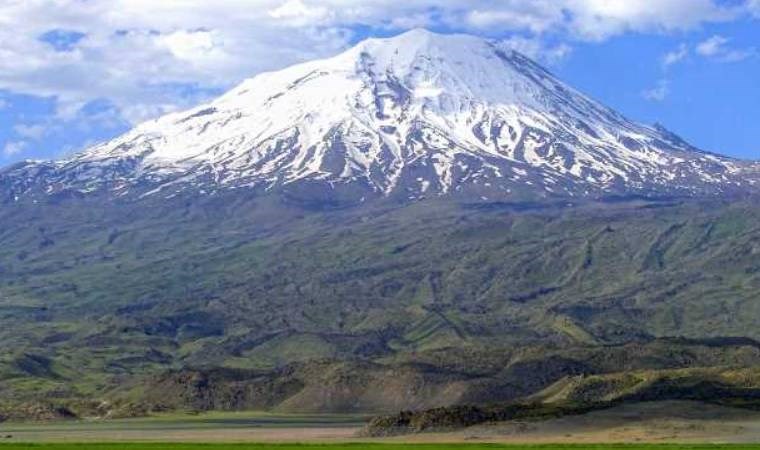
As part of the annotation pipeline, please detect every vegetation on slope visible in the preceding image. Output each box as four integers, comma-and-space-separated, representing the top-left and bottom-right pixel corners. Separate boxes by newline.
2, 193, 760, 416
364, 366, 760, 435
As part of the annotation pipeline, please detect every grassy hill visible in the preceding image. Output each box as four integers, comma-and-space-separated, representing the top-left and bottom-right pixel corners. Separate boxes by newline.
364, 365, 760, 436
2, 192, 760, 416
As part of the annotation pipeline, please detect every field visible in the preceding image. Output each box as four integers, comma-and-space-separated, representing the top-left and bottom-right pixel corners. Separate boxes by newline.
3, 402, 760, 444
3, 445, 760, 450
0, 412, 366, 443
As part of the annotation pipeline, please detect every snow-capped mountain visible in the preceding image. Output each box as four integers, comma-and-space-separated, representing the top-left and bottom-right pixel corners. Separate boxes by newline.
3, 29, 759, 203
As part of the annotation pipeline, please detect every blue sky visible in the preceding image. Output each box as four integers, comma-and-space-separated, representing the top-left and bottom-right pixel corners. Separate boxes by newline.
556, 17, 760, 158
1, 0, 759, 166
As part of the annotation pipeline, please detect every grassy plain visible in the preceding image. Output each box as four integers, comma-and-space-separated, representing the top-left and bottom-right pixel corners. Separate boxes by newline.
2, 402, 760, 444
0, 412, 366, 442
1, 444, 760, 450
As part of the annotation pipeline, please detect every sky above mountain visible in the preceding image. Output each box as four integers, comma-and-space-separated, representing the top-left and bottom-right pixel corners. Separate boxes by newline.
0, 0, 759, 165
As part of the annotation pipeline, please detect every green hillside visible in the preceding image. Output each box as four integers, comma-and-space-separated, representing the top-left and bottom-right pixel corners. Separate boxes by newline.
2, 193, 760, 417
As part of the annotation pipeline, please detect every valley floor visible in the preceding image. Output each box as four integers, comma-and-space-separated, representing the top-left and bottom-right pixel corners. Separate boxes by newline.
3, 402, 760, 444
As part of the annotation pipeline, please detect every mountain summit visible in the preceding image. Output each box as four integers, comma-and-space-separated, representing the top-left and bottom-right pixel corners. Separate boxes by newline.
3, 29, 758, 203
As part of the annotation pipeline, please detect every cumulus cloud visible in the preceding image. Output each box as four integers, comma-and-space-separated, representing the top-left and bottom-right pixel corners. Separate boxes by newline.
3, 141, 27, 157
466, 4, 563, 34
662, 43, 688, 67
642, 79, 670, 101
462, 0, 739, 41
749, 0, 760, 16
158, 30, 220, 61
697, 35, 729, 56
268, 0, 332, 25
563, 0, 737, 41
696, 35, 756, 62
498, 37, 573, 64
14, 123, 47, 140
0, 0, 354, 125
0, 0, 752, 132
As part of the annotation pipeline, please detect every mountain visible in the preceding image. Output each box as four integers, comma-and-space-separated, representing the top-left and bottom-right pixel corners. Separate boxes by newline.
2, 30, 760, 420
4, 192, 760, 418
2, 29, 759, 204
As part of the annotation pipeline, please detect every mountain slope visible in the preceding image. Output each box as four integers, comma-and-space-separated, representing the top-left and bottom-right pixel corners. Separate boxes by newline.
2, 29, 758, 203
3, 193, 760, 416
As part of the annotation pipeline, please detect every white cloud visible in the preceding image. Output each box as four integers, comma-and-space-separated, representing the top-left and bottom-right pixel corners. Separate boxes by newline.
564, 0, 737, 41
662, 43, 688, 67
14, 123, 47, 140
386, 13, 435, 30
463, 0, 738, 40
0, 98, 8, 110
0, 0, 354, 125
498, 37, 573, 64
159, 30, 219, 61
0, 0, 752, 132
749, 0, 760, 16
642, 79, 670, 101
3, 141, 27, 157
697, 35, 729, 56
466, 5, 563, 34
268, 0, 331, 25
696, 35, 756, 62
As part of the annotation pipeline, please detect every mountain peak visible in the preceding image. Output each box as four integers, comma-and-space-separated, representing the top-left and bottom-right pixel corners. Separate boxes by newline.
225, 27, 522, 108
2, 30, 758, 203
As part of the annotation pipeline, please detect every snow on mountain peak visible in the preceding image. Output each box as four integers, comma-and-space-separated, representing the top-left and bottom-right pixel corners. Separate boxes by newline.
2, 29, 759, 202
